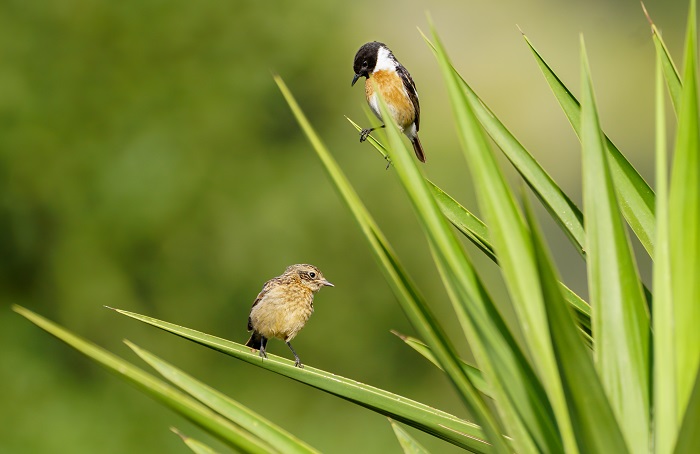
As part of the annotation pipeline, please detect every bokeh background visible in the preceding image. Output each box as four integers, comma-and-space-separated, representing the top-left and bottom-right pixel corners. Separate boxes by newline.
0, 0, 688, 452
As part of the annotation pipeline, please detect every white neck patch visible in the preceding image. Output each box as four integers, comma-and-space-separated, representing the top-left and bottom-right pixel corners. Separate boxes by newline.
373, 46, 395, 72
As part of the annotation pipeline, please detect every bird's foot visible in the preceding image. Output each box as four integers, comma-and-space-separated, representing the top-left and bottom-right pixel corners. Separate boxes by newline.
359, 129, 372, 142
294, 359, 304, 368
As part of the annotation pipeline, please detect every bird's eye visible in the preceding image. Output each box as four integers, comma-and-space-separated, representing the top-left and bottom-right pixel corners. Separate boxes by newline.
362, 60, 368, 66
309, 272, 316, 278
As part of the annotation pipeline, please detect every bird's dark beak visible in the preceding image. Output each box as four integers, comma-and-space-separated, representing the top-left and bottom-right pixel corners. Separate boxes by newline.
322, 279, 334, 287
351, 73, 361, 87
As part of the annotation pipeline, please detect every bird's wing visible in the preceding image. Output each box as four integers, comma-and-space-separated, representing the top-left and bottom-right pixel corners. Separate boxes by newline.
247, 278, 276, 331
398, 64, 420, 131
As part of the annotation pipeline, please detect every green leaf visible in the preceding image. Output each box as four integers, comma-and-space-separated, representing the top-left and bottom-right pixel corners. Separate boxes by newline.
390, 28, 564, 453
108, 306, 490, 452
276, 76, 497, 452
431, 25, 581, 454
171, 428, 221, 454
653, 37, 678, 454
419, 31, 586, 258
522, 191, 630, 454
12, 305, 276, 454
523, 33, 657, 256
643, 2, 682, 112
390, 420, 432, 454
391, 331, 491, 398
579, 38, 650, 453
670, 0, 700, 419
674, 371, 700, 454
347, 117, 592, 338
126, 341, 319, 454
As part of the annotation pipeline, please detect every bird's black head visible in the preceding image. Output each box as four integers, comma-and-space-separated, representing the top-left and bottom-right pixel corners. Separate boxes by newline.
352, 41, 385, 86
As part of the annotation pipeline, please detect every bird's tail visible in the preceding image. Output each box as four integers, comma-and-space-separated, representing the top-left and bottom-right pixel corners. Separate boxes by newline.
412, 136, 426, 163
245, 331, 263, 350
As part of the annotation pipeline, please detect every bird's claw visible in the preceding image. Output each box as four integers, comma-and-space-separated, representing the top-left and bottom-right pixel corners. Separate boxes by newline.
294, 360, 304, 368
359, 129, 372, 142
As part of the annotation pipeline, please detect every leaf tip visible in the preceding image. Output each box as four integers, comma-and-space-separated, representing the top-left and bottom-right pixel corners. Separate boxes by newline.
390, 329, 408, 341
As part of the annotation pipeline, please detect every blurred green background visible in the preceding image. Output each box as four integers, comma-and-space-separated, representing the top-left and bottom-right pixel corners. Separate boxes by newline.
0, 0, 687, 452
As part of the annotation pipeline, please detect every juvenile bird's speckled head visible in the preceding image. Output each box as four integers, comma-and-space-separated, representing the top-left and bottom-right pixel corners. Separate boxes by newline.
283, 264, 334, 292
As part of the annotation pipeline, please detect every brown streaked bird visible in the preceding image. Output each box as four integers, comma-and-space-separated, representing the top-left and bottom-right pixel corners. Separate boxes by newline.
352, 41, 425, 163
245, 264, 333, 368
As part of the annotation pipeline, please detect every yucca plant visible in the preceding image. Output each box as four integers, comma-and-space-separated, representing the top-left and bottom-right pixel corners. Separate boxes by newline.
14, 2, 700, 453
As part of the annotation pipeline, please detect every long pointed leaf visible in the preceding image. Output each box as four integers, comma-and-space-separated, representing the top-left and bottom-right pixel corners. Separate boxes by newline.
670, 0, 700, 418
109, 307, 490, 452
419, 31, 586, 258
392, 29, 563, 452
674, 371, 700, 454
171, 428, 221, 454
524, 34, 657, 256
126, 341, 319, 454
523, 194, 630, 454
347, 117, 592, 338
653, 40, 678, 454
12, 306, 275, 454
391, 331, 491, 398
276, 76, 496, 452
390, 420, 432, 454
580, 38, 650, 452
643, 2, 683, 112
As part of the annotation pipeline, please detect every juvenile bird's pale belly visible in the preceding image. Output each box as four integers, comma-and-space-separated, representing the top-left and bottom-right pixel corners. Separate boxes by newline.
249, 286, 314, 342
365, 70, 415, 130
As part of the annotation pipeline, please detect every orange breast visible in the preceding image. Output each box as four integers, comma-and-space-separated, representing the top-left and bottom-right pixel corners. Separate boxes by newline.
365, 70, 414, 130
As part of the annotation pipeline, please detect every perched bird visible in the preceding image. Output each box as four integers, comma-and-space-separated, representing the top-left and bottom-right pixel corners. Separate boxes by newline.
352, 41, 425, 163
245, 264, 333, 368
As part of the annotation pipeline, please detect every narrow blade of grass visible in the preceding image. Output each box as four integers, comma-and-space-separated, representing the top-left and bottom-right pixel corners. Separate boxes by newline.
171, 428, 221, 454
126, 341, 319, 454
390, 420, 432, 454
653, 40, 678, 454
391, 331, 490, 398
431, 26, 575, 454
12, 305, 276, 454
523, 193, 630, 454
670, 0, 700, 418
109, 306, 490, 452
276, 76, 497, 452
580, 38, 650, 452
523, 33, 657, 256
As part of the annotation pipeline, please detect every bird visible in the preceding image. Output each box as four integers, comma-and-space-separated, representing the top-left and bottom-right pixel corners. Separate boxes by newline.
352, 41, 425, 163
245, 264, 333, 368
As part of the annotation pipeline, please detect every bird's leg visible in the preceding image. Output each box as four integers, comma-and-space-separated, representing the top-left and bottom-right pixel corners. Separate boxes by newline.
359, 124, 385, 142
286, 341, 303, 368
259, 337, 268, 360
